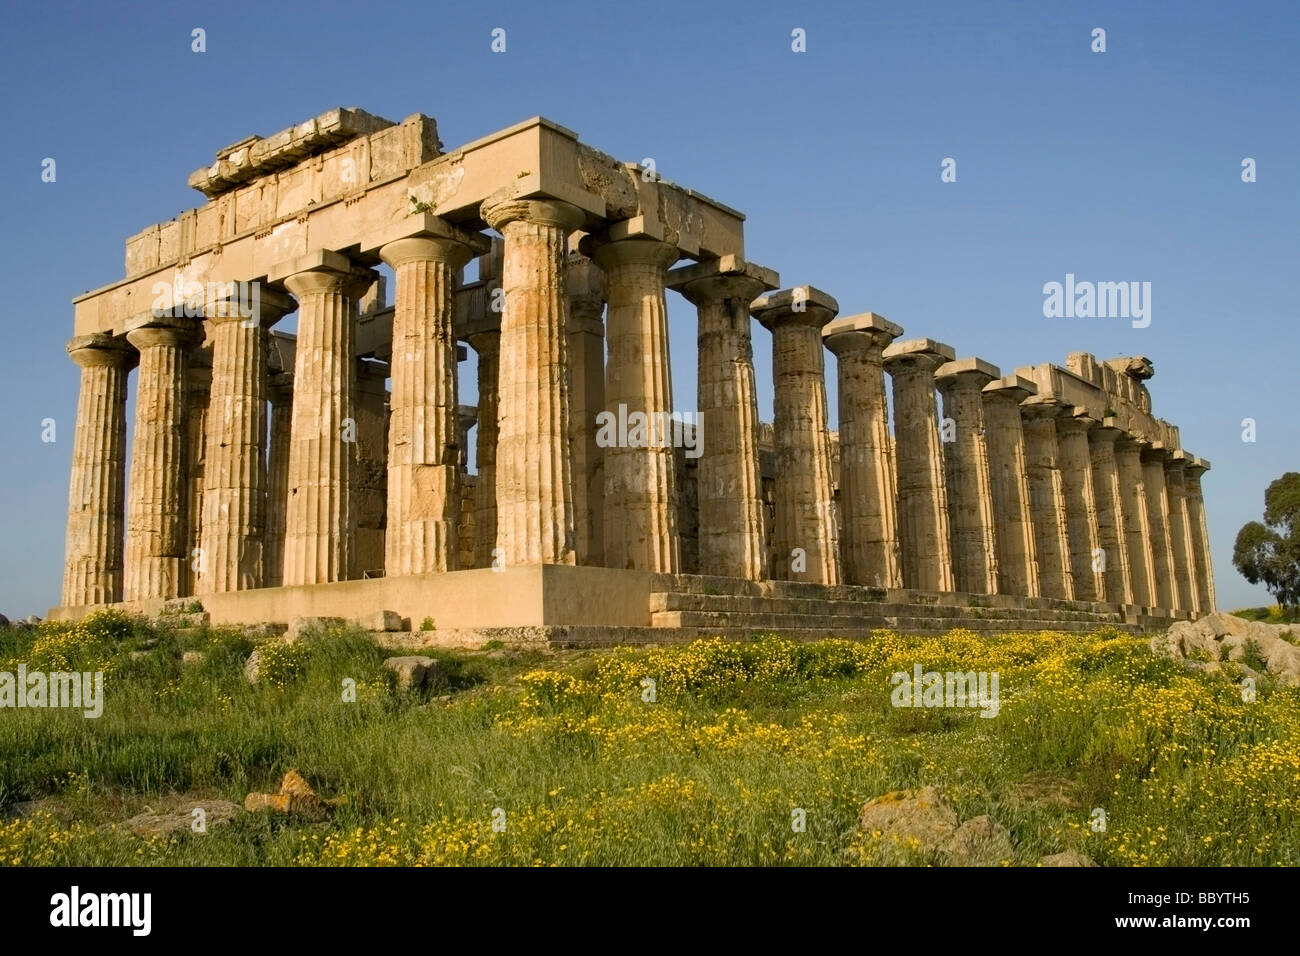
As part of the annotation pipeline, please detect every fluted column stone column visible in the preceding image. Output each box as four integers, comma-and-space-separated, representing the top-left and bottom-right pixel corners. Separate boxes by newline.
1165, 451, 1198, 613
62, 334, 137, 606
753, 286, 841, 585
1184, 456, 1215, 614
183, 359, 211, 597
882, 338, 956, 593
936, 357, 1000, 595
669, 256, 776, 581
482, 194, 585, 567
1115, 436, 1157, 607
374, 221, 489, 577
196, 289, 295, 594
591, 235, 682, 573
1055, 409, 1106, 602
1021, 397, 1075, 600
981, 375, 1040, 598
466, 316, 501, 568
823, 312, 904, 588
124, 315, 200, 601
565, 251, 608, 567
271, 250, 374, 586
1140, 441, 1174, 611
1088, 419, 1132, 605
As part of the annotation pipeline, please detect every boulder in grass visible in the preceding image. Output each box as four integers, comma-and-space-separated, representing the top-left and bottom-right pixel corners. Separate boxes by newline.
383, 655, 440, 692
1152, 612, 1300, 684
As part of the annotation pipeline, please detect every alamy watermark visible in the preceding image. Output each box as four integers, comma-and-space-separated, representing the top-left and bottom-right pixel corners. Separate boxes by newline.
595, 404, 702, 459
1042, 273, 1150, 328
151, 277, 264, 326
0, 665, 103, 718
890, 663, 1000, 718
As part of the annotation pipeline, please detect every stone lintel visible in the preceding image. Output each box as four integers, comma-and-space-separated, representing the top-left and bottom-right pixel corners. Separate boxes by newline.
359, 212, 492, 259
881, 337, 956, 366
935, 356, 1000, 385
665, 255, 779, 292
750, 286, 839, 329
982, 373, 1037, 404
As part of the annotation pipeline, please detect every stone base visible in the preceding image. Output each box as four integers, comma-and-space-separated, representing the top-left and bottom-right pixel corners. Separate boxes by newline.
49, 565, 1194, 646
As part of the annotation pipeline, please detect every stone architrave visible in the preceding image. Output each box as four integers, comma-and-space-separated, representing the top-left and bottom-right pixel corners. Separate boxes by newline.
1114, 436, 1157, 607
565, 250, 608, 568
1184, 456, 1216, 614
981, 374, 1040, 598
197, 287, 295, 594
935, 357, 1001, 595
270, 250, 375, 586
1165, 451, 1198, 612
1020, 397, 1075, 601
482, 193, 586, 567
1088, 419, 1132, 605
882, 338, 957, 593
591, 235, 682, 573
823, 312, 904, 589
1055, 408, 1105, 603
62, 334, 137, 607
1140, 441, 1175, 611
369, 217, 490, 577
752, 286, 841, 585
123, 314, 201, 601
669, 255, 777, 581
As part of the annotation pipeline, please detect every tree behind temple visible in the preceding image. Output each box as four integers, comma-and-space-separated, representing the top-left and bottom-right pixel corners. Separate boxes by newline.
1233, 472, 1300, 608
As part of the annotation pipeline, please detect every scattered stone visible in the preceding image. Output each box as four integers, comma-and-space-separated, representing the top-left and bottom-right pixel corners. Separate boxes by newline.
383, 655, 440, 692
857, 786, 1019, 865
23, 615, 41, 627
129, 651, 150, 661
1152, 612, 1300, 685
243, 770, 345, 819
1040, 849, 1097, 867
286, 616, 345, 641
182, 651, 205, 665
939, 814, 1015, 866
242, 622, 285, 639
126, 800, 240, 837
356, 609, 405, 632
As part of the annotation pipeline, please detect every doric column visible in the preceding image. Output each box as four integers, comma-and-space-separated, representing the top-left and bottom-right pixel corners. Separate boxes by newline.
374, 220, 489, 577
669, 256, 776, 581
882, 338, 956, 592
62, 334, 136, 606
264, 371, 292, 588
936, 357, 1000, 595
482, 193, 585, 567
823, 312, 903, 588
591, 235, 681, 573
1164, 451, 1198, 612
1184, 456, 1216, 614
183, 357, 211, 597
1140, 441, 1174, 611
466, 316, 500, 568
196, 288, 295, 594
1115, 436, 1157, 607
752, 286, 841, 584
1056, 409, 1106, 602
123, 314, 200, 601
1088, 419, 1132, 605
981, 375, 1040, 597
1021, 397, 1075, 600
271, 250, 375, 586
565, 251, 608, 567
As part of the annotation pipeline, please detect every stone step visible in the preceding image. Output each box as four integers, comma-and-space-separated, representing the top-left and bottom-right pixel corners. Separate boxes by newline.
649, 609, 1121, 634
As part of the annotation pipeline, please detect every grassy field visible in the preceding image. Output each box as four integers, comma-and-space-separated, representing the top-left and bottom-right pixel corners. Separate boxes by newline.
1, 610, 1297, 866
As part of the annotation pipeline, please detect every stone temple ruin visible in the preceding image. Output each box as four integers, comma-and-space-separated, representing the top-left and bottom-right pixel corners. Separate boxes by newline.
52, 108, 1215, 643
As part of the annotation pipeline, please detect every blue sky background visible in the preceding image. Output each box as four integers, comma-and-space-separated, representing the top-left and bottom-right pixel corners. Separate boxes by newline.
1, 0, 1295, 617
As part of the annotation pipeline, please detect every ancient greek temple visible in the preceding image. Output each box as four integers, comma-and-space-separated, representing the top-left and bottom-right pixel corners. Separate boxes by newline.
53, 108, 1215, 641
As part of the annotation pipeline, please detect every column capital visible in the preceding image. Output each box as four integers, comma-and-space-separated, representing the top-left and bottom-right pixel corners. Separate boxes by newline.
935, 356, 1000, 390
751, 285, 839, 330
362, 212, 491, 267
1140, 440, 1170, 464
982, 373, 1037, 405
1185, 455, 1211, 479
667, 255, 779, 307
481, 191, 586, 233
66, 333, 136, 370
881, 336, 955, 372
1020, 394, 1073, 424
267, 371, 293, 404
565, 251, 606, 333
823, 311, 904, 356
1114, 434, 1151, 455
586, 236, 680, 272
1088, 416, 1127, 443
123, 312, 201, 351
270, 250, 375, 299
1056, 405, 1098, 436
202, 284, 297, 329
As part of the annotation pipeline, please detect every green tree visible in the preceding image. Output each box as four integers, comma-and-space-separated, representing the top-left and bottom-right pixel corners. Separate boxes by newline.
1233, 472, 1300, 608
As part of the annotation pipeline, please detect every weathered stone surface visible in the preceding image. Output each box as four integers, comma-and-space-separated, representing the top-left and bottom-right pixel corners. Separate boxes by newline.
125, 799, 240, 837
383, 654, 440, 691
244, 770, 344, 818
939, 814, 1016, 866
857, 786, 1016, 864
936, 358, 1000, 595
356, 610, 405, 632
1040, 849, 1097, 867
1151, 612, 1300, 684
286, 616, 346, 641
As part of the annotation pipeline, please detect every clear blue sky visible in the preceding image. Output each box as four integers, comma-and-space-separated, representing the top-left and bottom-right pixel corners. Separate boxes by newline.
1, 0, 1296, 617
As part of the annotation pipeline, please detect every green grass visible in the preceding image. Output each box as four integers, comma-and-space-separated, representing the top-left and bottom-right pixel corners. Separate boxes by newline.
1, 611, 1297, 866
1231, 605, 1300, 624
